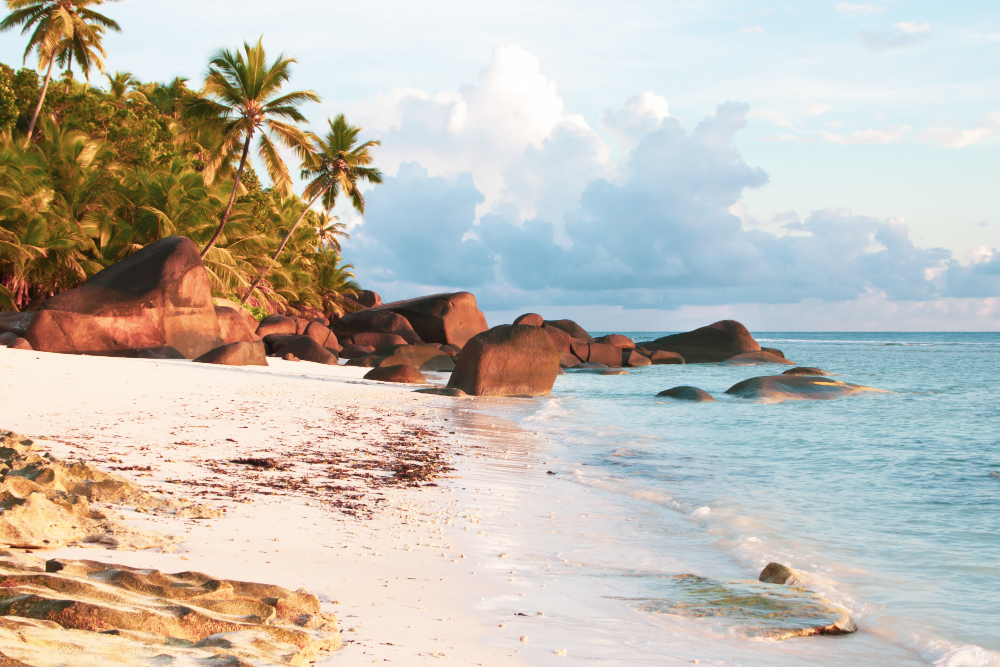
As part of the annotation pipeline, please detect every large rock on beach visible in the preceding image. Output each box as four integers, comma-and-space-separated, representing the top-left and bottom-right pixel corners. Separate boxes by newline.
366, 292, 488, 347
373, 344, 455, 372
559, 351, 581, 368
351, 289, 382, 308
194, 341, 268, 367
0, 332, 17, 346
725, 375, 883, 402
543, 319, 593, 343
0, 312, 33, 337
351, 332, 408, 350
543, 324, 575, 353
720, 351, 796, 366
255, 314, 296, 338
513, 313, 544, 326
364, 364, 426, 384
277, 337, 338, 365
216, 305, 258, 344
783, 367, 830, 376
304, 320, 338, 349
25, 236, 223, 358
641, 320, 759, 363
135, 346, 185, 359
447, 325, 560, 397
656, 386, 716, 402
7, 337, 31, 351
334, 309, 422, 344
339, 343, 376, 359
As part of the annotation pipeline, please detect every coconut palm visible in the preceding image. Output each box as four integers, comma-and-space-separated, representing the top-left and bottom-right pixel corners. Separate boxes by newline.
314, 210, 349, 253
186, 38, 318, 258
105, 70, 145, 103
240, 114, 380, 302
0, 0, 121, 146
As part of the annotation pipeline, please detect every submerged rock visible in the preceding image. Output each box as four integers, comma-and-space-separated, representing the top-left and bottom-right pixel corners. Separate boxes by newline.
656, 386, 716, 402
759, 562, 797, 585
415, 387, 470, 397
648, 350, 684, 365
725, 375, 883, 402
720, 351, 796, 366
783, 367, 831, 376
625, 574, 857, 639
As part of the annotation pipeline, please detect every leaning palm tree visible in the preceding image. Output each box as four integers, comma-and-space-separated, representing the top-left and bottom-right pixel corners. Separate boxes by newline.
55, 19, 111, 93
240, 114, 380, 302
0, 0, 121, 146
186, 38, 319, 258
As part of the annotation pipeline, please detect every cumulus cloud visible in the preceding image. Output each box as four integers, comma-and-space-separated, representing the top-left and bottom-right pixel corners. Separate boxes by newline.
857, 22, 932, 51
807, 103, 832, 116
919, 113, 1000, 148
342, 46, 998, 319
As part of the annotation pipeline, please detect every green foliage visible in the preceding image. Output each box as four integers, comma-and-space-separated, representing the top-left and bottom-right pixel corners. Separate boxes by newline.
0, 64, 40, 131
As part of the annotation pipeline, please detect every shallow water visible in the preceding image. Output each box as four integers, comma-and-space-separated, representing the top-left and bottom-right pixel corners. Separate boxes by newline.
457, 332, 1000, 666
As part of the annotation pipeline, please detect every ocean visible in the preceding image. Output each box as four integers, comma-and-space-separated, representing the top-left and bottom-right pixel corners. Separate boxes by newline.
449, 332, 1000, 666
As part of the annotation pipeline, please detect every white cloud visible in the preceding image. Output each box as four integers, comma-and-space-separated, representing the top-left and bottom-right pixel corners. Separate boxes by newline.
820, 127, 908, 144
748, 109, 795, 128
741, 25, 766, 35
807, 103, 832, 116
760, 134, 798, 142
895, 21, 931, 35
600, 92, 671, 152
919, 113, 1000, 148
835, 3, 888, 17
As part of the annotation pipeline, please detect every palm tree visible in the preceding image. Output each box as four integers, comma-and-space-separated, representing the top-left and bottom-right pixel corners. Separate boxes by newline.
186, 38, 319, 258
314, 210, 349, 252
0, 0, 121, 146
105, 70, 145, 103
240, 114, 380, 302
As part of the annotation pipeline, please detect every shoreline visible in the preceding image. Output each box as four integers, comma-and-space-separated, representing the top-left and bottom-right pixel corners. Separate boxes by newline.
0, 347, 543, 665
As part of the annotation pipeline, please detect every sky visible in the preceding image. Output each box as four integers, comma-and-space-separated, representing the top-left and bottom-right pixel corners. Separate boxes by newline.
3, 0, 998, 330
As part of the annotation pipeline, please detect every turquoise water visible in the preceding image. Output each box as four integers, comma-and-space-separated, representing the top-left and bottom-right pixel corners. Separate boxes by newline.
492, 332, 1000, 665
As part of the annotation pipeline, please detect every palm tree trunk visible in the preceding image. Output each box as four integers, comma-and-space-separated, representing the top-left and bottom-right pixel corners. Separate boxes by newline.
23, 57, 57, 149
240, 188, 326, 303
201, 133, 253, 258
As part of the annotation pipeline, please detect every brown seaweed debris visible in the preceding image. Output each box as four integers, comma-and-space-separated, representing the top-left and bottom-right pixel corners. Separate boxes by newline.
229, 457, 291, 471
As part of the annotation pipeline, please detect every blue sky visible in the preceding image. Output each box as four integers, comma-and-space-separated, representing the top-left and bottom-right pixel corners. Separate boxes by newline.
3, 0, 998, 329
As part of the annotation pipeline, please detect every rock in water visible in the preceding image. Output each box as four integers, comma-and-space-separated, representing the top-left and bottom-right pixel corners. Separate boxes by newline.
656, 386, 716, 402
415, 387, 469, 397
627, 574, 856, 639
586, 343, 624, 367
364, 364, 427, 384
513, 313, 544, 326
725, 375, 883, 402
761, 347, 785, 358
25, 236, 223, 358
194, 341, 268, 367
720, 351, 796, 366
783, 367, 831, 376
640, 320, 760, 363
447, 325, 560, 397
595, 334, 635, 348
759, 562, 797, 585
623, 349, 652, 367
0, 552, 340, 666
543, 319, 594, 343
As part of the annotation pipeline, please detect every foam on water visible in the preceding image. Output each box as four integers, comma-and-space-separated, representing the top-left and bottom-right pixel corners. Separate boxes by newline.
471, 331, 1000, 666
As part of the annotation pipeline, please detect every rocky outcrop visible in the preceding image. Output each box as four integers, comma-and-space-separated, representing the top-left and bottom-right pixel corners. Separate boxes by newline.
339, 343, 376, 359
194, 341, 268, 367
761, 347, 785, 358
348, 344, 454, 372
334, 309, 422, 344
350, 332, 408, 350
0, 551, 340, 666
363, 292, 488, 347
256, 314, 297, 338
216, 305, 258, 344
415, 387, 469, 397
783, 367, 830, 376
135, 346, 184, 359
648, 350, 685, 365
304, 320, 338, 349
559, 351, 581, 368
352, 289, 382, 308
0, 332, 17, 346
543, 319, 593, 343
364, 364, 426, 384
725, 375, 883, 402
623, 349, 652, 367
447, 325, 560, 397
720, 351, 796, 366
543, 324, 574, 353
7, 337, 31, 350
586, 343, 623, 367
0, 312, 33, 337
277, 337, 338, 365
595, 334, 634, 348
656, 386, 716, 402
25, 236, 223, 358
641, 320, 760, 363
513, 313, 544, 326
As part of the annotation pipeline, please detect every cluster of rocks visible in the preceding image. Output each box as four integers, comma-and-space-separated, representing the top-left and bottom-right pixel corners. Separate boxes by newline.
0, 551, 340, 666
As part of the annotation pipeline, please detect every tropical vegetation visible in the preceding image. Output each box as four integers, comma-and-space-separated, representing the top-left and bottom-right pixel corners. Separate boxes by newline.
0, 3, 376, 320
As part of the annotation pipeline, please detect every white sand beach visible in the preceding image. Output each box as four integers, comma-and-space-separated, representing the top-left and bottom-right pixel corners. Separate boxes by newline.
0, 347, 571, 665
